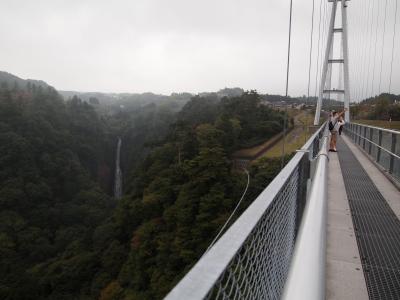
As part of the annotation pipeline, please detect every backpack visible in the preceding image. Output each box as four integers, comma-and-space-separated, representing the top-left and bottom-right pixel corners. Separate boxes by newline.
329, 119, 337, 131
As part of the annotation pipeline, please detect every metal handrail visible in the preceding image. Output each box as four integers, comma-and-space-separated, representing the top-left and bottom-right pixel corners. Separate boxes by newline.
282, 125, 329, 300
345, 122, 400, 183
348, 129, 400, 160
164, 122, 327, 300
352, 122, 399, 134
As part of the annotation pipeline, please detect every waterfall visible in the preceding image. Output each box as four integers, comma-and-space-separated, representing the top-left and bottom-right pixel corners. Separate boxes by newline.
114, 137, 123, 199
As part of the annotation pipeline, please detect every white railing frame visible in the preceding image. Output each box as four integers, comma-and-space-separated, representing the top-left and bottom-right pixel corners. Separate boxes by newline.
282, 126, 330, 300
345, 123, 400, 181
164, 123, 328, 300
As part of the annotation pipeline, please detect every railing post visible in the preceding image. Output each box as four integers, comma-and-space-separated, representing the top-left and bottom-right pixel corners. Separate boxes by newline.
363, 126, 367, 150
358, 125, 362, 145
348, 123, 351, 139
369, 128, 373, 155
390, 133, 396, 174
377, 130, 383, 162
356, 124, 359, 143
354, 124, 357, 142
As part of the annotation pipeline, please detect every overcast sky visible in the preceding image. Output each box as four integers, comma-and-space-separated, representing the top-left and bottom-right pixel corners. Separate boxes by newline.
1, 0, 399, 98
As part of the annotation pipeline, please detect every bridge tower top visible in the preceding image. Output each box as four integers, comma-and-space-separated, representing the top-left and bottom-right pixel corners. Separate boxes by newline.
314, 0, 351, 125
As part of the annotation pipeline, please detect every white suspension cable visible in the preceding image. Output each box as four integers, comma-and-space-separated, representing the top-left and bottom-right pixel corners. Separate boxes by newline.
307, 0, 316, 102
364, 0, 374, 100
371, 0, 381, 97
378, 0, 389, 94
203, 168, 250, 255
314, 0, 324, 100
389, 0, 398, 93
281, 0, 294, 169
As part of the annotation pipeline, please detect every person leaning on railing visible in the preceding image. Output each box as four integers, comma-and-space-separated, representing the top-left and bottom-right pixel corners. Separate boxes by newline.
329, 108, 347, 152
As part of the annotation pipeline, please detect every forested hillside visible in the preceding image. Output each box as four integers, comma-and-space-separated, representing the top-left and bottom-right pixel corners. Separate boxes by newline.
0, 76, 287, 299
351, 93, 400, 120
0, 83, 115, 299
91, 91, 286, 299
0, 71, 51, 91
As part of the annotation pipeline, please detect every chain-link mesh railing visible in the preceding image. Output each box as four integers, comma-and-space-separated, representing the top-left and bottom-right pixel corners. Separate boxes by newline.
207, 166, 299, 300
344, 123, 400, 182
165, 123, 327, 300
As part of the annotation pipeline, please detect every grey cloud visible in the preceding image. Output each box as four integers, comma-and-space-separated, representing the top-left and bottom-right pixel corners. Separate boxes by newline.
0, 0, 398, 99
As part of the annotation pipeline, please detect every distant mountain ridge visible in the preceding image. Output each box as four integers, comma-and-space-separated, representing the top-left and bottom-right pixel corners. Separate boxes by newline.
0, 71, 53, 90
59, 87, 245, 105
1, 70, 331, 107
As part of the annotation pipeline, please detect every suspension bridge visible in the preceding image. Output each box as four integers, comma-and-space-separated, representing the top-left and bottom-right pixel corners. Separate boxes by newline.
164, 0, 400, 299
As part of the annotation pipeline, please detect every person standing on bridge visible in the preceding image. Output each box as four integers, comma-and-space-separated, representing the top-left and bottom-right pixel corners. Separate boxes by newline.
329, 109, 346, 152
338, 116, 345, 136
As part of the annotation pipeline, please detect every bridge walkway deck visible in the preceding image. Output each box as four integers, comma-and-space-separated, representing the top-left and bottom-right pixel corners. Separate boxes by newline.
326, 134, 400, 300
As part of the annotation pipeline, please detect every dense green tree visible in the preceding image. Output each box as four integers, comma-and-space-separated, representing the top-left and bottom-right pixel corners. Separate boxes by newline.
0, 85, 115, 299
0, 84, 288, 300
352, 93, 400, 121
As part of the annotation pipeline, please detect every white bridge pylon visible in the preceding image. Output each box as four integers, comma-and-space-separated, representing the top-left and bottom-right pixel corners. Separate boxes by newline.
314, 0, 351, 125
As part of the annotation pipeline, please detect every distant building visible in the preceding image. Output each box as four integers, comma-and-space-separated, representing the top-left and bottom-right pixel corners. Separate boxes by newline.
260, 99, 271, 106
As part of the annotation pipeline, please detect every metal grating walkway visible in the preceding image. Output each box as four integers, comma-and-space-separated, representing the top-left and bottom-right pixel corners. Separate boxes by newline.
337, 137, 400, 300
